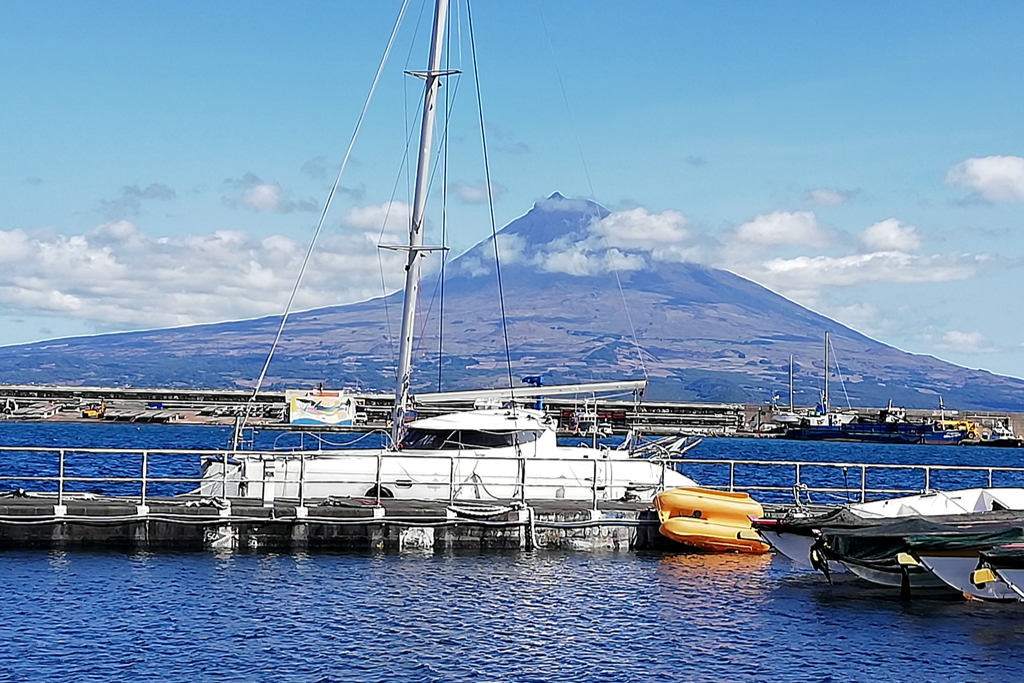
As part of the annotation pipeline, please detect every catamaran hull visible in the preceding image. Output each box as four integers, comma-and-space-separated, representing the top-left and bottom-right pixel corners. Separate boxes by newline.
199, 451, 695, 502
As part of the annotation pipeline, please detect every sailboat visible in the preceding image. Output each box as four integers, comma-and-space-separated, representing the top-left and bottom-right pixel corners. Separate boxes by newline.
197, 0, 696, 503
771, 332, 856, 427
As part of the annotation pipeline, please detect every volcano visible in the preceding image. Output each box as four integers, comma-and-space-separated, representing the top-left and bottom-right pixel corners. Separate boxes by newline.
2, 193, 1023, 411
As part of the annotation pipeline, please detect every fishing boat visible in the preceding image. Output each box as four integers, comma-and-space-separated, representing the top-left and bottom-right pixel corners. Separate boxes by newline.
196, 0, 698, 503
783, 398, 969, 445
776, 334, 970, 445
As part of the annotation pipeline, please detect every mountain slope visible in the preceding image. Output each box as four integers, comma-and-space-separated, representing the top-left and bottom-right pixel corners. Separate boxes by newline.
3, 193, 1023, 411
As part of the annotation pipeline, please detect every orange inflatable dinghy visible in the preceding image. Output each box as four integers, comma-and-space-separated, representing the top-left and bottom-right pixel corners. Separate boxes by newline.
654, 488, 769, 554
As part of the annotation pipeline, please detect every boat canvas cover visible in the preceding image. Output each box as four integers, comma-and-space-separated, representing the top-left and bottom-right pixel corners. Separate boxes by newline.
820, 514, 1024, 568
764, 507, 882, 535
979, 545, 1024, 570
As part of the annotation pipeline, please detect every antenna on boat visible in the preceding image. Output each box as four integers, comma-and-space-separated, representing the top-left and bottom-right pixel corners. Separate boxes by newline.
390, 0, 453, 448
823, 331, 829, 413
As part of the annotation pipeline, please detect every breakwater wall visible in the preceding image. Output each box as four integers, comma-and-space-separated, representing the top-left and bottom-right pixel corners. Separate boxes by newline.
7, 382, 1021, 437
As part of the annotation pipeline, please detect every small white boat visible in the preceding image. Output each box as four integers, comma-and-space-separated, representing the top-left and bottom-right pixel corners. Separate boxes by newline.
757, 488, 1024, 573
976, 545, 1024, 599
912, 550, 1020, 601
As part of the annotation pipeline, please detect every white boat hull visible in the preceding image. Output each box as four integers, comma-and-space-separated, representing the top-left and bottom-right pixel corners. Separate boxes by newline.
199, 448, 695, 502
915, 553, 1020, 601
990, 569, 1024, 600
842, 562, 949, 590
758, 530, 847, 573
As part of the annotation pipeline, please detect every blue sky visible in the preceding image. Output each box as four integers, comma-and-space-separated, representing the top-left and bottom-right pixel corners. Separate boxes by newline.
2, 1, 1024, 378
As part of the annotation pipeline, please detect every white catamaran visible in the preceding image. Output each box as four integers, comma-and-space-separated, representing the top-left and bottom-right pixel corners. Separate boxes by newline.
198, 0, 696, 503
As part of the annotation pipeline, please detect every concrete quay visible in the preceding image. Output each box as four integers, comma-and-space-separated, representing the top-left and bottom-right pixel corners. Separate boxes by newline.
2, 382, 1021, 438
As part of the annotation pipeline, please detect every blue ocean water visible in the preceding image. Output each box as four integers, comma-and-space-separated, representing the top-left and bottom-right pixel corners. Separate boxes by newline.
2, 423, 1024, 682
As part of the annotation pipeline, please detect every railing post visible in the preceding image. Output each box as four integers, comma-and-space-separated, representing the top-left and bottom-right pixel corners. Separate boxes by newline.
729, 462, 735, 493
221, 451, 229, 499
592, 458, 598, 511
58, 450, 65, 507
860, 466, 867, 503
140, 450, 148, 507
299, 452, 306, 509
924, 466, 930, 492
519, 456, 526, 504
989, 468, 993, 488
374, 452, 382, 505
449, 456, 455, 503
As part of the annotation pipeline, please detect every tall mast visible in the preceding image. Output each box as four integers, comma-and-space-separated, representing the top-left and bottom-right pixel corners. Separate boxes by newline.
823, 331, 829, 412
391, 0, 450, 446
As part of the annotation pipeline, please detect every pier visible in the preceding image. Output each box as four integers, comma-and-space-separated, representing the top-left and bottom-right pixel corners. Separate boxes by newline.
5, 441, 1024, 552
4, 383, 1023, 437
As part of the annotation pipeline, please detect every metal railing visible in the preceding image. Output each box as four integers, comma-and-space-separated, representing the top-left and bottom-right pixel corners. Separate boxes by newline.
4, 446, 1024, 510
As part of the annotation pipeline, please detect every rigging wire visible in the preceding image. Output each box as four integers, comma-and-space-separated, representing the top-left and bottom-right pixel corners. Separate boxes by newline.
535, 3, 649, 384
376, 98, 425, 375
437, 0, 454, 391
829, 338, 853, 410
467, 0, 516, 410
378, 50, 464, 379
238, 0, 411, 437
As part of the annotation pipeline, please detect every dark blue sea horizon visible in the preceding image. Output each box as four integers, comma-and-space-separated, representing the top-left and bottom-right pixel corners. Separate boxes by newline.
2, 423, 1024, 682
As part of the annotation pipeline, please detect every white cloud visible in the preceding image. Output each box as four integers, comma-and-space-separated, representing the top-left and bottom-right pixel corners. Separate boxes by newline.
591, 208, 688, 251
343, 201, 411, 233
734, 211, 829, 247
493, 233, 527, 264
0, 215, 410, 330
225, 173, 317, 214
946, 155, 1024, 202
805, 188, 852, 206
342, 202, 415, 251
241, 183, 284, 212
0, 229, 32, 263
731, 251, 981, 306
453, 181, 505, 204
859, 218, 921, 252
826, 303, 883, 336
938, 330, 996, 354
537, 246, 646, 276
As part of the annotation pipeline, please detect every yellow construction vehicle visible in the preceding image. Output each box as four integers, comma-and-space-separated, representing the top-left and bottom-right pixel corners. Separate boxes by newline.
81, 401, 106, 419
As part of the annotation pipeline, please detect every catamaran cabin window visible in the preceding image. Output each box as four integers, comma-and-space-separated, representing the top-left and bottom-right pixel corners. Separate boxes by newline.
401, 429, 540, 450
